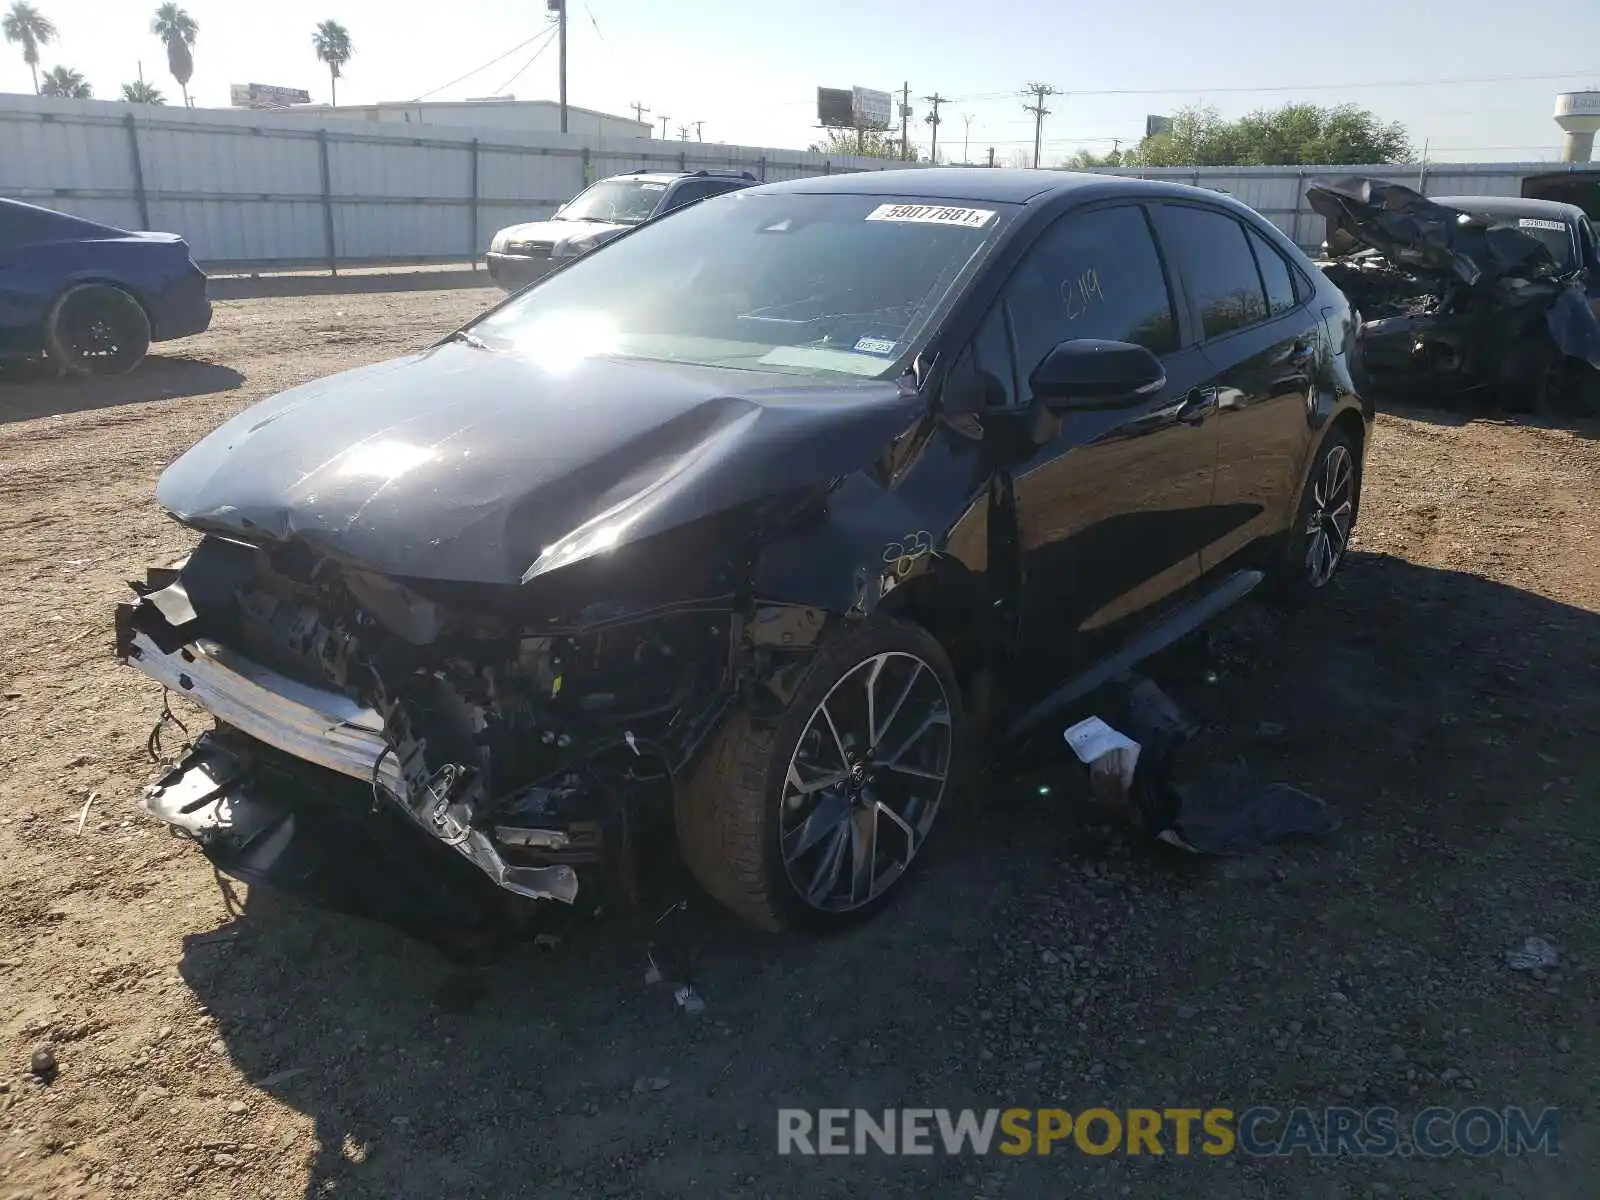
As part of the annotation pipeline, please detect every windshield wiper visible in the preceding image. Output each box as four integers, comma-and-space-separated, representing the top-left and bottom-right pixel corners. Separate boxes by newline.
450, 329, 492, 351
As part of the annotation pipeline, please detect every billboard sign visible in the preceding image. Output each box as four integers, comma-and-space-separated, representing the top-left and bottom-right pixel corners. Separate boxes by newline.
230, 82, 312, 108
1145, 113, 1173, 138
852, 87, 893, 131
818, 86, 893, 130
817, 88, 855, 128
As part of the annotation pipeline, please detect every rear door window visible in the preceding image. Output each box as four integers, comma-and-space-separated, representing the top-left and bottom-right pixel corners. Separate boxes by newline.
1159, 205, 1270, 340
1001, 203, 1178, 388
1246, 225, 1301, 316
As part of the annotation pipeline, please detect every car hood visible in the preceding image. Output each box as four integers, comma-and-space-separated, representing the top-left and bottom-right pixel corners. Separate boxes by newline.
155, 341, 920, 586
497, 218, 631, 246
1306, 176, 1558, 287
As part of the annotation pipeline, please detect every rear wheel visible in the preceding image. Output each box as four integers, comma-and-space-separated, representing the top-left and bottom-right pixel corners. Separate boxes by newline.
1272, 427, 1361, 604
677, 617, 963, 931
46, 284, 151, 376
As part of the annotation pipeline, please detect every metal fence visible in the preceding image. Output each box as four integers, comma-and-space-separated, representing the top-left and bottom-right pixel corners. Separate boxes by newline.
1093, 161, 1562, 251
0, 94, 904, 272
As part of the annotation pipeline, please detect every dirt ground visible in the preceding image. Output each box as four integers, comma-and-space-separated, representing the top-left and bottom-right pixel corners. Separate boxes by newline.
1, 288, 1597, 1200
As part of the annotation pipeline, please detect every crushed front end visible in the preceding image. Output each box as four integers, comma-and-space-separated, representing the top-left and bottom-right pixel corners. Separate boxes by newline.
116, 534, 791, 940
1308, 177, 1600, 416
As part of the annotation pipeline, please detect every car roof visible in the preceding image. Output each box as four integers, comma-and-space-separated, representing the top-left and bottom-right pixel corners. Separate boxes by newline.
1431, 195, 1586, 224
750, 166, 1261, 210
606, 171, 755, 186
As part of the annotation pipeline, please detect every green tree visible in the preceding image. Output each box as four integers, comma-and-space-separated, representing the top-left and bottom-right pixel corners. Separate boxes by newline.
1061, 147, 1124, 169
1127, 103, 1411, 167
2, 1, 56, 94
312, 19, 352, 106
151, 3, 197, 107
808, 127, 914, 161
38, 63, 88, 97
120, 79, 164, 104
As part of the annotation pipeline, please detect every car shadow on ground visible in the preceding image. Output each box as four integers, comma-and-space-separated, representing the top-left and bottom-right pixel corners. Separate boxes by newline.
1384, 398, 1600, 438
205, 267, 490, 301
0, 356, 245, 424
176, 551, 1600, 1199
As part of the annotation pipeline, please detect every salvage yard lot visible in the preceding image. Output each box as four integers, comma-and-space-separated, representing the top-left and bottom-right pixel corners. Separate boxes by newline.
2, 287, 1598, 1200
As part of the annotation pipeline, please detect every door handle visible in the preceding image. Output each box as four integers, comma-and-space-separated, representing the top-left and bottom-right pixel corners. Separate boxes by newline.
1176, 387, 1218, 425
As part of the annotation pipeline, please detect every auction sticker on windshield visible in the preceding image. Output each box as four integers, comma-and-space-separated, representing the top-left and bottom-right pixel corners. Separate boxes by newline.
866, 203, 995, 228
1518, 218, 1565, 232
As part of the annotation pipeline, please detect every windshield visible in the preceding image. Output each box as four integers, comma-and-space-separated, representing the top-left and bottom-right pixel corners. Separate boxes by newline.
1465, 210, 1575, 271
471, 191, 1010, 379
558, 179, 669, 225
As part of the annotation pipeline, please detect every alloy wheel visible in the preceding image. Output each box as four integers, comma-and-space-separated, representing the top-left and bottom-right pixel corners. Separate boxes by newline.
778, 651, 952, 913
1304, 443, 1355, 588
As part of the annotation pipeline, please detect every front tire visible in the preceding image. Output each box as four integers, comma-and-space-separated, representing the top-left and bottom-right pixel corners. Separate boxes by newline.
677, 617, 963, 931
46, 284, 151, 376
1272, 427, 1362, 604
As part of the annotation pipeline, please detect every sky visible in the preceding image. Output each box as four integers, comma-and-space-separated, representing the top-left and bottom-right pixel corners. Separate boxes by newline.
3, 0, 1599, 164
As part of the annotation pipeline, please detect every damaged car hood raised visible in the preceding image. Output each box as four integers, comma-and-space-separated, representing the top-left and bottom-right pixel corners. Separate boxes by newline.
155, 341, 920, 585
1307, 177, 1558, 287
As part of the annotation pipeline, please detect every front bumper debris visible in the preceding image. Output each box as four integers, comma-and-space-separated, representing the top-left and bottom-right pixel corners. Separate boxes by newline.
117, 595, 580, 909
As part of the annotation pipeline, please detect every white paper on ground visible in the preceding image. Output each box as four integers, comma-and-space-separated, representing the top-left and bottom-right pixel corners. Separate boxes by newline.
1063, 716, 1140, 763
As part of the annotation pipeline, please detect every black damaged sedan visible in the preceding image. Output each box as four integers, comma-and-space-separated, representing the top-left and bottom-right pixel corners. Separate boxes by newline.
118, 169, 1370, 941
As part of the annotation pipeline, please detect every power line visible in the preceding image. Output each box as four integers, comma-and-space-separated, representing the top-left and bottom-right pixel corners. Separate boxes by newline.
1022, 82, 1058, 169
923, 92, 948, 163
490, 26, 560, 96
945, 67, 1600, 104
410, 28, 555, 101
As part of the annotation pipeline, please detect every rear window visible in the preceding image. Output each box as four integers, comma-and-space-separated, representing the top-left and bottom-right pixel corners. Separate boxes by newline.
0, 201, 121, 250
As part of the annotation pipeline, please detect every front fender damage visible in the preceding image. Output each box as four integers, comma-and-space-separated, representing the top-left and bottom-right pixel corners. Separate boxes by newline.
116, 532, 845, 940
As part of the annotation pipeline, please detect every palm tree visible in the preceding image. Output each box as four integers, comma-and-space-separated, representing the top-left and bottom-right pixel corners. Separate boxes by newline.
150, 3, 196, 107
121, 79, 164, 104
311, 19, 352, 107
38, 63, 88, 97
2, 1, 56, 94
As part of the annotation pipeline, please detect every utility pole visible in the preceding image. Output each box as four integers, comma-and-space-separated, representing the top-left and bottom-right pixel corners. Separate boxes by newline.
1022, 82, 1058, 169
547, 0, 568, 133
692, 120, 704, 142
678, 124, 690, 141
986, 146, 995, 168
899, 81, 911, 161
961, 112, 974, 164
630, 101, 650, 126
923, 92, 947, 164
659, 113, 670, 139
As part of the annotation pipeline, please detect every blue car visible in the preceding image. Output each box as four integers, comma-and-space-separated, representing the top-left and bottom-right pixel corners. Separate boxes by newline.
0, 198, 212, 375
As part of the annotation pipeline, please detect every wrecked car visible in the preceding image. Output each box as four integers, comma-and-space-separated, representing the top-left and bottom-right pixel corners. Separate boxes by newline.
1308, 177, 1600, 416
117, 169, 1370, 943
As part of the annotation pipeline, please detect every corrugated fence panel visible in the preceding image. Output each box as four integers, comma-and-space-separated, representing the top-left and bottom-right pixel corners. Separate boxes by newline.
331, 138, 472, 200
0, 96, 1553, 270
146, 198, 327, 263
333, 202, 465, 260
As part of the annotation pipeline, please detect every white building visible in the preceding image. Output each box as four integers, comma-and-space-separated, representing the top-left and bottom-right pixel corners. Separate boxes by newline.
285, 98, 651, 141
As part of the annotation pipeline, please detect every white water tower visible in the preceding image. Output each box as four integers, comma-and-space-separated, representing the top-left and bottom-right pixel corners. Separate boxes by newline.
1554, 91, 1600, 162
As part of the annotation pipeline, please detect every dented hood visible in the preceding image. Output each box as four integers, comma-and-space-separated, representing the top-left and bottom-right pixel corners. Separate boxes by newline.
1307, 176, 1558, 287
156, 340, 919, 585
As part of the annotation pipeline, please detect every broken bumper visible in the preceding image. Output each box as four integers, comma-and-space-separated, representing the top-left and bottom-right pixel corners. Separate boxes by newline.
116, 600, 580, 910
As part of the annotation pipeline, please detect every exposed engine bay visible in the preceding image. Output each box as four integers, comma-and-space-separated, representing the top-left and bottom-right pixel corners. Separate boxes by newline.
116, 534, 828, 940
1307, 176, 1600, 416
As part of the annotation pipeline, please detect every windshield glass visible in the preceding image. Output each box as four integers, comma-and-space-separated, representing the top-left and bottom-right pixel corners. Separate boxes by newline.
471, 191, 1010, 379
1466, 210, 1574, 271
558, 179, 669, 224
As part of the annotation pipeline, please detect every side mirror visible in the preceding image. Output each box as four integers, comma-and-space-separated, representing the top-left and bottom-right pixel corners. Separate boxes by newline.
1029, 339, 1166, 410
